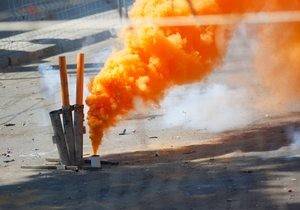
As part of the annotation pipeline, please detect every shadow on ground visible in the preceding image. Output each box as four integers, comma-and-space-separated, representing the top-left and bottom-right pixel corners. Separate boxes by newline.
0, 156, 299, 209
104, 121, 299, 165
0, 121, 300, 209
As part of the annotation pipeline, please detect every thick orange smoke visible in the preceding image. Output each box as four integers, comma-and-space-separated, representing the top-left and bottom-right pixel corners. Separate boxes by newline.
255, 23, 300, 107
86, 0, 300, 154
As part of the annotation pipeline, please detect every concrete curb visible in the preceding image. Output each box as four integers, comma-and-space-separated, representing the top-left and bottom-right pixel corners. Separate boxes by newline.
0, 29, 114, 69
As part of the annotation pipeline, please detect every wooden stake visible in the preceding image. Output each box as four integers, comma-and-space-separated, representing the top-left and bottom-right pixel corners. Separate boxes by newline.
59, 56, 75, 165
76, 53, 84, 105
62, 107, 76, 165
74, 105, 84, 166
74, 53, 85, 165
49, 110, 70, 165
59, 56, 70, 107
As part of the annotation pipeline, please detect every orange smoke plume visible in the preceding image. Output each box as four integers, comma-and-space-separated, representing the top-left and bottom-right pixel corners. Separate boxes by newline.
255, 22, 300, 107
86, 0, 300, 155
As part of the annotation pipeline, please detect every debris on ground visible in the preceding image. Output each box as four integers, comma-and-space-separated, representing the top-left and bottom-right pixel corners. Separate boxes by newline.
7, 148, 12, 153
119, 129, 127, 135
3, 159, 15, 163
241, 170, 253, 174
35, 97, 45, 100
4, 123, 16, 127
148, 116, 156, 121
1, 153, 10, 158
183, 150, 195, 155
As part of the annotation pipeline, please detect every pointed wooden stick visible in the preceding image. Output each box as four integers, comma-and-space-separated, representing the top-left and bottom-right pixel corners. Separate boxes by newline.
74, 53, 85, 165
59, 56, 70, 107
76, 53, 84, 105
59, 56, 75, 165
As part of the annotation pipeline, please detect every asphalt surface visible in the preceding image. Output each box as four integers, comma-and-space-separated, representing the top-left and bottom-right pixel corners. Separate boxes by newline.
0, 18, 300, 210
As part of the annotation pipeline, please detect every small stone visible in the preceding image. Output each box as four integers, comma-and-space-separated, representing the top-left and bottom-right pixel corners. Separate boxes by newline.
4, 123, 15, 127
242, 170, 253, 174
3, 159, 15, 163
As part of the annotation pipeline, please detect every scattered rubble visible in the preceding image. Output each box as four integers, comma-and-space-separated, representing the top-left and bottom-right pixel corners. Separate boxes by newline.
1, 148, 13, 159
4, 123, 15, 127
241, 170, 253, 174
119, 129, 127, 135
3, 159, 15, 163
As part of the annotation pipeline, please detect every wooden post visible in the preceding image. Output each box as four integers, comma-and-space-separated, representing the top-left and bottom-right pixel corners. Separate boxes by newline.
74, 105, 84, 165
49, 110, 70, 165
59, 56, 70, 107
74, 53, 85, 165
76, 53, 84, 105
62, 107, 76, 165
59, 56, 76, 165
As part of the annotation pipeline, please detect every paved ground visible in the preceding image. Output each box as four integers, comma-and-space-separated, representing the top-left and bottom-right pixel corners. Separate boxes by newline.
0, 15, 300, 210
